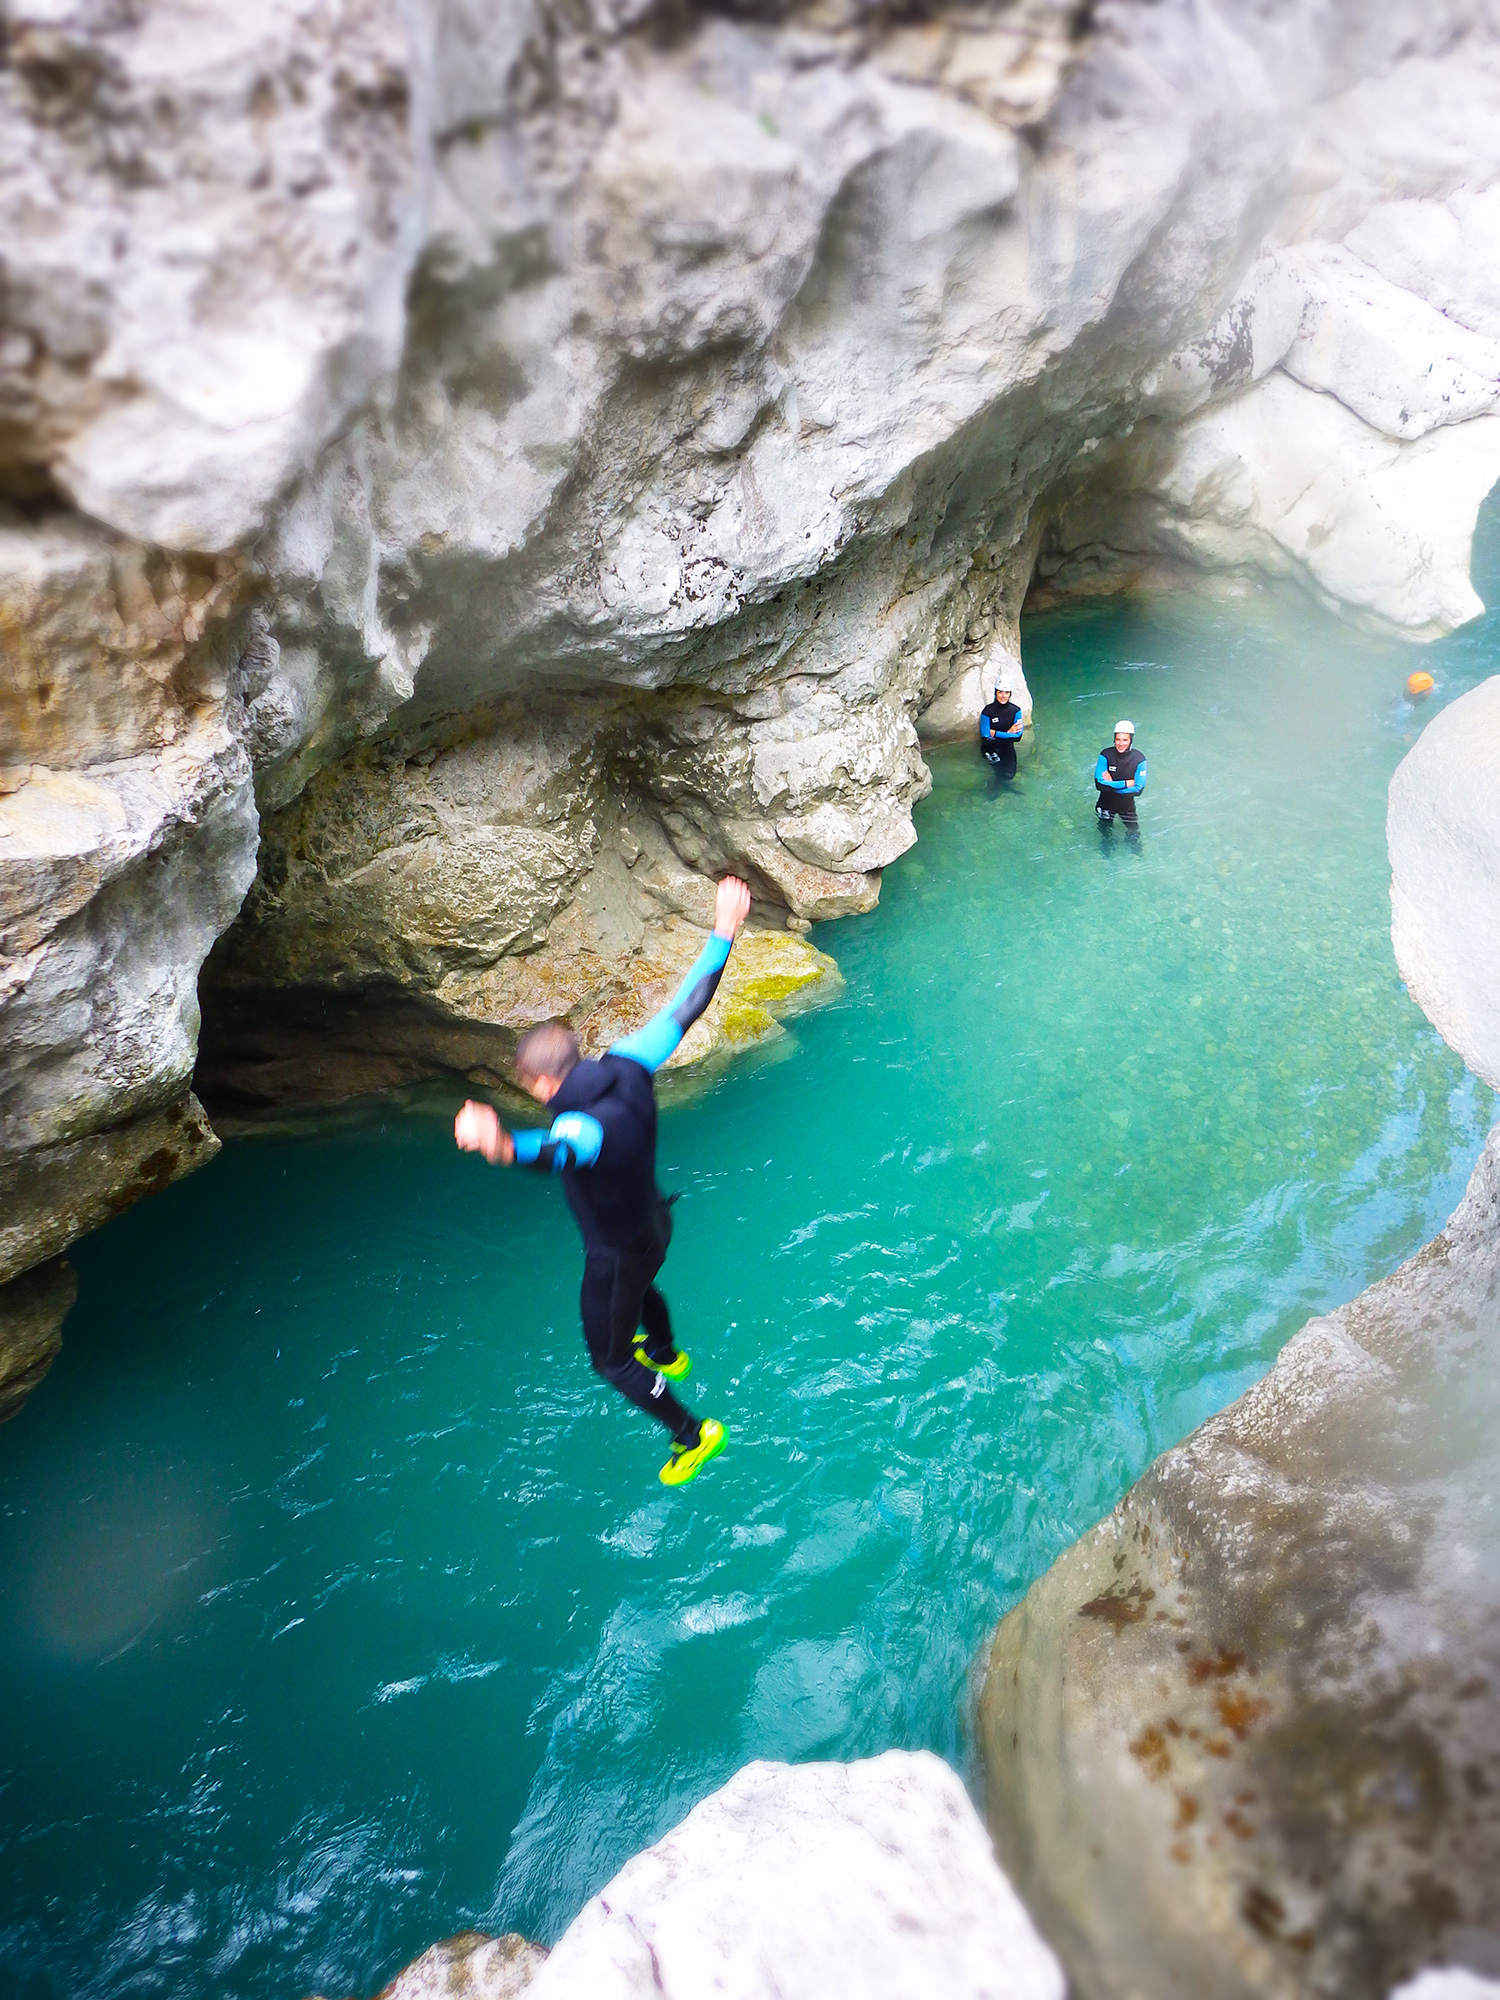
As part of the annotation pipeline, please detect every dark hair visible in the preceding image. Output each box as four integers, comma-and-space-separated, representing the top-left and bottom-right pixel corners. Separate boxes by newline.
515, 1021, 581, 1085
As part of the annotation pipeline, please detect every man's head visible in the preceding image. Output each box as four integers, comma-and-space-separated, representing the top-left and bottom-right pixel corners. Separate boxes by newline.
1114, 720, 1135, 753
515, 1021, 580, 1104
995, 680, 1012, 701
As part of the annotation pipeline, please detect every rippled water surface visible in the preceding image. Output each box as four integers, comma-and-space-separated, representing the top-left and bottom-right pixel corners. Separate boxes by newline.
4, 560, 1499, 1999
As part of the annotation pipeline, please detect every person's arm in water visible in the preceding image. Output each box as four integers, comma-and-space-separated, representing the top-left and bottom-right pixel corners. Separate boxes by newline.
612, 875, 753, 1074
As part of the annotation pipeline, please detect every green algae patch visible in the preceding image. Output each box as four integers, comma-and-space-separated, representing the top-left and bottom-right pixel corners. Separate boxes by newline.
669, 928, 842, 1068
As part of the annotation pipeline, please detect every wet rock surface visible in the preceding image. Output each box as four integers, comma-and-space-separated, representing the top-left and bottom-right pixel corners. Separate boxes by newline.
978, 1121, 1500, 2000
525, 1750, 1064, 2000
0, 1255, 75, 1422
371, 1930, 549, 2000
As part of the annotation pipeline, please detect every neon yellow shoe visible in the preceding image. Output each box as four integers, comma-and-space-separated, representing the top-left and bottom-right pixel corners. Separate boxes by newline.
634, 1341, 692, 1381
659, 1418, 727, 1487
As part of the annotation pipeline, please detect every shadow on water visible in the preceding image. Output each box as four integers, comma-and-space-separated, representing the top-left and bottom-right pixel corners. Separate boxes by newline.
2, 503, 1499, 1999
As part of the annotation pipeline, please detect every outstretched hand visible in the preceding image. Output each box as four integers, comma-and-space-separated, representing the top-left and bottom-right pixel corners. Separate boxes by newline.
454, 1099, 514, 1165
714, 875, 752, 940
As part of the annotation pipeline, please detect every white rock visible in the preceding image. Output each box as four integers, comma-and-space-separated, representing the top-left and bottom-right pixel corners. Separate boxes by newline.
526, 1752, 1063, 2000
1138, 372, 1500, 637
1388, 675, 1500, 1091
0, 729, 257, 1159
0, 0, 427, 552
1346, 188, 1500, 343
1391, 1975, 1500, 2000
1280, 243, 1500, 440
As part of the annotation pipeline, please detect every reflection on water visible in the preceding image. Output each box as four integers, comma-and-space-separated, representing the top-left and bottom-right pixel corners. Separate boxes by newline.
2, 554, 1498, 1999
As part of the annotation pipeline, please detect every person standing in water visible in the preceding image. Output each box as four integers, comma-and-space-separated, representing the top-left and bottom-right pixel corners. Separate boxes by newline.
453, 875, 752, 1487
979, 676, 1024, 781
1095, 720, 1146, 839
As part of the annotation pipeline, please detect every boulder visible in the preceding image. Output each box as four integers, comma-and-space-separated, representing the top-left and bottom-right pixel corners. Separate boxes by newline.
1389, 676, 1500, 1093
526, 1751, 1064, 2000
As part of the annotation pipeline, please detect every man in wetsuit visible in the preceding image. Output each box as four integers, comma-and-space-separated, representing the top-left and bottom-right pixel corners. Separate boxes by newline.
979, 676, 1024, 781
453, 875, 752, 1487
1095, 720, 1146, 838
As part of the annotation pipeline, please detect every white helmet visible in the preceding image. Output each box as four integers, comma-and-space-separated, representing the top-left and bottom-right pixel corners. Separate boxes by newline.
1114, 719, 1135, 737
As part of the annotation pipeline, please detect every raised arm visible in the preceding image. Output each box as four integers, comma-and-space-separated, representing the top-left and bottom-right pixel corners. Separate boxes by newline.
612, 875, 752, 1074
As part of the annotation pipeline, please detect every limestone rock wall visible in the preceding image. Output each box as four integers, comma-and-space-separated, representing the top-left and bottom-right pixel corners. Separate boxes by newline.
8, 0, 1500, 1397
1037, 48, 1500, 636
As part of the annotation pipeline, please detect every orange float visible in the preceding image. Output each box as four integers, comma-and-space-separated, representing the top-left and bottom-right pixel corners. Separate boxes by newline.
1407, 671, 1435, 697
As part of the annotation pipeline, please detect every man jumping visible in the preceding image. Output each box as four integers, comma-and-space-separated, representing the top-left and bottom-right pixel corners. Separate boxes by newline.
454, 875, 753, 1487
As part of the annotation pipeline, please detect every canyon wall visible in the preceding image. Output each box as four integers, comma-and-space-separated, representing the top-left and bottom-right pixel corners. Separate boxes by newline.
7, 0, 1500, 1412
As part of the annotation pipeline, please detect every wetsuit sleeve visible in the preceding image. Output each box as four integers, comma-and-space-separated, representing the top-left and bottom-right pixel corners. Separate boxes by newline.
611, 930, 733, 1073
512, 1111, 604, 1173
1094, 752, 1118, 790
1003, 714, 1023, 740
1131, 758, 1146, 793
980, 713, 993, 739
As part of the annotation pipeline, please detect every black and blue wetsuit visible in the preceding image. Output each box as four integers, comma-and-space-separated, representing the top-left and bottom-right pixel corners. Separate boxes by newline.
980, 698, 1023, 779
1095, 743, 1146, 827
511, 931, 734, 1443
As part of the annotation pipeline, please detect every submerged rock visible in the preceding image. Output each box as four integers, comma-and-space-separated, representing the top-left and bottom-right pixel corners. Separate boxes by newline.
526, 1750, 1064, 2000
372, 1930, 548, 2000
977, 1121, 1500, 2000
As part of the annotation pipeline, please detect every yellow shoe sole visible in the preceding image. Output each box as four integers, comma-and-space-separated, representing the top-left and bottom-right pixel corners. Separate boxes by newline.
634, 1343, 691, 1381
659, 1418, 727, 1487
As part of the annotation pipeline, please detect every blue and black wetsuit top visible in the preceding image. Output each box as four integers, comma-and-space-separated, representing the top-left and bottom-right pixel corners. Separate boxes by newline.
1095, 743, 1145, 804
510, 931, 733, 1252
980, 699, 1022, 755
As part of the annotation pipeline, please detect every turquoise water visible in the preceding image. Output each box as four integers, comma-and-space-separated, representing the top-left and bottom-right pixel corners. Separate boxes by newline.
3, 557, 1499, 1999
